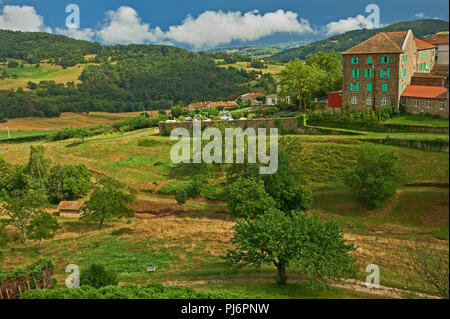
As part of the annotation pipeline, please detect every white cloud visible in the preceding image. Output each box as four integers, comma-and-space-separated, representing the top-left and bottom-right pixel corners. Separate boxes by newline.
97, 6, 163, 44
324, 15, 368, 36
413, 12, 426, 19
164, 10, 314, 49
55, 27, 95, 41
0, 5, 51, 32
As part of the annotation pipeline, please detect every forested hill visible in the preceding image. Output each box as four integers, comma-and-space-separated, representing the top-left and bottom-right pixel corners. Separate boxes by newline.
271, 19, 449, 61
0, 29, 103, 66
0, 31, 264, 119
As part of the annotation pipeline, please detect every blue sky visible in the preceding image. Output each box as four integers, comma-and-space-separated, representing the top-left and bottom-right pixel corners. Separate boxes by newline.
0, 0, 448, 48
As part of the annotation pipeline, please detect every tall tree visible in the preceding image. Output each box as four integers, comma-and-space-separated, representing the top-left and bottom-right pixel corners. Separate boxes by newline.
1, 187, 47, 243
81, 177, 136, 228
27, 145, 51, 183
305, 51, 342, 93
278, 59, 327, 111
27, 212, 61, 250
226, 208, 357, 285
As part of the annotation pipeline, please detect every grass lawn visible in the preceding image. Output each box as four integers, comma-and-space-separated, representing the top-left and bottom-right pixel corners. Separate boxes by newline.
0, 129, 50, 141
384, 114, 449, 127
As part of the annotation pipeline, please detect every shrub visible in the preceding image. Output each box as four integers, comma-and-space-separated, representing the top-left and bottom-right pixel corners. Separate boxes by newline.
80, 264, 118, 289
175, 189, 188, 206
345, 145, 404, 208
225, 177, 276, 218
20, 282, 256, 299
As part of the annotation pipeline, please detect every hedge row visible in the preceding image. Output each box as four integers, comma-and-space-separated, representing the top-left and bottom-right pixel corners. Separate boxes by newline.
20, 282, 255, 299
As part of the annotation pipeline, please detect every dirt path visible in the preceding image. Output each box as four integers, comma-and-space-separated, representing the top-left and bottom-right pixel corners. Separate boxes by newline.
162, 278, 441, 299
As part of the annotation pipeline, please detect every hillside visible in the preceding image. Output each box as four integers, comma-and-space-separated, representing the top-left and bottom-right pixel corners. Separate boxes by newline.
0, 31, 264, 119
0, 29, 102, 66
271, 19, 449, 61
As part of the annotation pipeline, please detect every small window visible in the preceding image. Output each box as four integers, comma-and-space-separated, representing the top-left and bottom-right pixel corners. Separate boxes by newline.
368, 56, 372, 64
401, 98, 406, 106
352, 96, 358, 105
366, 96, 372, 106
414, 99, 419, 107
427, 100, 431, 108
440, 101, 444, 109
381, 97, 388, 106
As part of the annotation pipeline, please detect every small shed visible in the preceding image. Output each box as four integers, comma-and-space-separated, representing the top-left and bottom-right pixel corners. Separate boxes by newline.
57, 201, 85, 218
328, 91, 343, 108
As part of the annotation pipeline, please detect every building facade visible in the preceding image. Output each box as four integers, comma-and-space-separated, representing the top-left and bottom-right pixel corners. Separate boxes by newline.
425, 34, 449, 66
342, 30, 435, 112
401, 85, 449, 119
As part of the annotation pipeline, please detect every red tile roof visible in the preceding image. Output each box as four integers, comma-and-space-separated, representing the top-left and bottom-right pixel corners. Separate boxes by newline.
425, 34, 449, 45
58, 201, 85, 211
402, 85, 448, 99
241, 92, 265, 99
414, 38, 436, 50
189, 101, 212, 109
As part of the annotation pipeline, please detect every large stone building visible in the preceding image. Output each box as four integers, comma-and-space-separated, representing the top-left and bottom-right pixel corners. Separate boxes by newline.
342, 30, 436, 112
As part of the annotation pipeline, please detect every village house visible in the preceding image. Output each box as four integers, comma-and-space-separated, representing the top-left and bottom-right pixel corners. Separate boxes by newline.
341, 30, 447, 116
400, 85, 449, 118
240, 92, 265, 106
57, 201, 85, 218
187, 101, 238, 111
425, 34, 449, 66
265, 94, 279, 106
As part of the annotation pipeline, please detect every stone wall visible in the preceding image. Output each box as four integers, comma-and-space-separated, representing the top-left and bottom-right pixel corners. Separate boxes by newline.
159, 117, 357, 136
403, 96, 449, 119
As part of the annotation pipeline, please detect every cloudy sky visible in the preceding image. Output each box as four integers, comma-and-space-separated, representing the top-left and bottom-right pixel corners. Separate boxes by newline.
0, 0, 448, 49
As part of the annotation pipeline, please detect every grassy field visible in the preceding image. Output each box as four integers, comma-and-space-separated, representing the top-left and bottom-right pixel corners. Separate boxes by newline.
0, 62, 84, 90
216, 60, 286, 76
384, 114, 449, 127
0, 127, 448, 298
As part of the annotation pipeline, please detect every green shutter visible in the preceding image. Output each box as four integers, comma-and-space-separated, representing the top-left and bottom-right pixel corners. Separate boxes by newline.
387, 69, 390, 78
367, 83, 372, 92
386, 56, 389, 63
356, 83, 359, 91
380, 69, 383, 78
368, 56, 372, 64
350, 82, 353, 91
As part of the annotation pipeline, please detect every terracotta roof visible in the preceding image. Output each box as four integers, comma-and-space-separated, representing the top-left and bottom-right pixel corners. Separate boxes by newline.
58, 201, 85, 211
189, 101, 212, 109
414, 38, 436, 50
425, 34, 449, 45
241, 92, 265, 99
402, 85, 448, 99
342, 31, 407, 55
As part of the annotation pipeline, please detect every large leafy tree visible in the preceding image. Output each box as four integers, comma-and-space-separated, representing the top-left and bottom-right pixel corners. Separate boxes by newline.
1, 187, 47, 243
81, 177, 136, 228
27, 212, 61, 250
305, 51, 342, 93
345, 145, 404, 208
279, 59, 327, 110
226, 208, 357, 285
